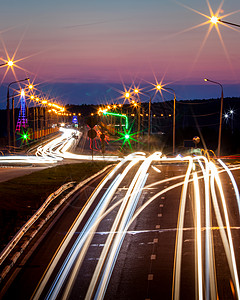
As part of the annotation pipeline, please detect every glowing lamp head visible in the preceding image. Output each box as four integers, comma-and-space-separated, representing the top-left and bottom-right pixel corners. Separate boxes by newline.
30, 95, 34, 100
28, 84, 33, 89
42, 100, 48, 105
7, 60, 13, 67
204, 78, 208, 82
125, 134, 130, 140
156, 85, 162, 90
134, 89, 139, 94
211, 16, 219, 24
125, 92, 130, 99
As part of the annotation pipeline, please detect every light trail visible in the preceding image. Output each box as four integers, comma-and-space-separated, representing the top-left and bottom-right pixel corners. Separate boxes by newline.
0, 127, 121, 165
193, 171, 203, 300
57, 157, 142, 300
198, 159, 217, 300
22, 151, 240, 299
218, 159, 240, 215
210, 162, 240, 299
33, 153, 145, 300
172, 156, 193, 300
86, 152, 162, 300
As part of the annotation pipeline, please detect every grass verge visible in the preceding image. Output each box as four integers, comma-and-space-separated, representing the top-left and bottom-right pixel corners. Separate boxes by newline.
0, 162, 111, 250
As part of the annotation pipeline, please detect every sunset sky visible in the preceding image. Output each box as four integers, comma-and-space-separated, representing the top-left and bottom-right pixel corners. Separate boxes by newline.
0, 0, 240, 106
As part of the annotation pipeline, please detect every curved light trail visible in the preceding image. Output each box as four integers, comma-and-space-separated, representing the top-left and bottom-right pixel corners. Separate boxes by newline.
28, 151, 240, 300
2, 127, 240, 299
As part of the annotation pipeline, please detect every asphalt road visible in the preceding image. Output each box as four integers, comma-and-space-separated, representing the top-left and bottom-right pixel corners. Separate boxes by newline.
1, 155, 240, 300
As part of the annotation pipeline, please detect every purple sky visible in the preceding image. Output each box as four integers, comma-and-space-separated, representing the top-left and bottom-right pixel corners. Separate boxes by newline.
0, 0, 240, 106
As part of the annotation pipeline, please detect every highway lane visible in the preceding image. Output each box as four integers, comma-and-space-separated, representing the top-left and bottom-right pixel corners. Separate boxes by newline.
1, 154, 240, 299
0, 127, 120, 166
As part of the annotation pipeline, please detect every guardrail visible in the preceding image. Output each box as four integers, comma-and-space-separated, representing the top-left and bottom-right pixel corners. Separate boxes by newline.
0, 182, 75, 266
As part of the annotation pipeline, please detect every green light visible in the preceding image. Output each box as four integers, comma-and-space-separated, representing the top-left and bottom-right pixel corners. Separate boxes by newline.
103, 111, 129, 130
112, 122, 142, 151
19, 129, 30, 144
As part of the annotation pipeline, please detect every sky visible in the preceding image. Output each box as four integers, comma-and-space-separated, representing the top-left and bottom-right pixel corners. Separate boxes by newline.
0, 0, 240, 107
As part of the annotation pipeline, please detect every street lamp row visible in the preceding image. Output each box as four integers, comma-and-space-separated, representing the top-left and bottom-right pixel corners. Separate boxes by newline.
124, 85, 176, 154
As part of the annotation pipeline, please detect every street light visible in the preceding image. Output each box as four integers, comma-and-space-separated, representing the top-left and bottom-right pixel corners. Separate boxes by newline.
7, 78, 29, 148
204, 78, 223, 157
156, 85, 176, 154
133, 89, 152, 150
0, 60, 13, 67
210, 15, 240, 28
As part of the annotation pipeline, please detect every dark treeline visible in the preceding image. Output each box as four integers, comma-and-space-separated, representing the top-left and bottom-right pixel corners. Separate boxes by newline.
66, 97, 240, 154
1, 97, 240, 154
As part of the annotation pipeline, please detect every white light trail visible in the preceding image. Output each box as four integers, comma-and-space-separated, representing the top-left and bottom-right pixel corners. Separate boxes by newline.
210, 162, 240, 299
86, 152, 161, 300
29, 152, 240, 300
198, 158, 217, 300
193, 171, 203, 300
34, 153, 145, 300
218, 159, 240, 215
172, 156, 193, 300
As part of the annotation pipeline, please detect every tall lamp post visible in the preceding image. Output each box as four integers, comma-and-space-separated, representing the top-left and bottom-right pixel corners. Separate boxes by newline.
126, 90, 152, 150
204, 78, 223, 157
136, 91, 152, 151
156, 85, 176, 154
7, 78, 29, 148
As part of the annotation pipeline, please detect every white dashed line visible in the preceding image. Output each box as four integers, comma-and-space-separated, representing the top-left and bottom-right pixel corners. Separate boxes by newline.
151, 254, 156, 260
148, 274, 154, 280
